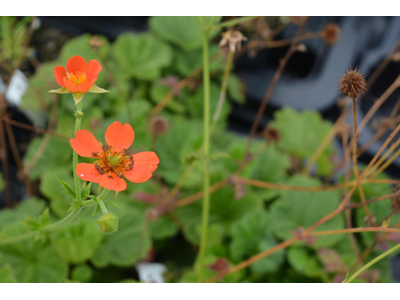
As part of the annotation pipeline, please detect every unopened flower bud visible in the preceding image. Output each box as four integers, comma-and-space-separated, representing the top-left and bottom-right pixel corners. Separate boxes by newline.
96, 212, 118, 233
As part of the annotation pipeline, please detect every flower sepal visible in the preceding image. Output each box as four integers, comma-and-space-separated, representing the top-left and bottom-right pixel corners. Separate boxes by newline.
96, 212, 119, 234
72, 93, 85, 105
88, 84, 110, 94
49, 87, 70, 94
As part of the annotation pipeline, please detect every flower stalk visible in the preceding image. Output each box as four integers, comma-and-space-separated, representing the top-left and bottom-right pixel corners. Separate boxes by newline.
198, 23, 211, 283
73, 100, 83, 206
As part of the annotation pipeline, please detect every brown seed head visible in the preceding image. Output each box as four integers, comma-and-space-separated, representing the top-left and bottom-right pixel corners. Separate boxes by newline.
321, 24, 341, 45
219, 30, 248, 53
149, 116, 169, 136
338, 67, 367, 99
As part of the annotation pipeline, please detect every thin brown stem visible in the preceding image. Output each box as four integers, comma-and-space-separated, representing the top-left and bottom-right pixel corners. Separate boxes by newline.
242, 18, 308, 163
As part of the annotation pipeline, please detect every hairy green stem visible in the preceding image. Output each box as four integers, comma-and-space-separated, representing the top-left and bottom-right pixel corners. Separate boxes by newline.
198, 27, 211, 283
344, 242, 400, 283
73, 101, 83, 206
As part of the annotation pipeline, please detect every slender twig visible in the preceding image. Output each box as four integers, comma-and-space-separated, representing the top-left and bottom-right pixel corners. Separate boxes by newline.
1, 117, 68, 139
73, 101, 83, 206
217, 16, 260, 29
242, 18, 308, 163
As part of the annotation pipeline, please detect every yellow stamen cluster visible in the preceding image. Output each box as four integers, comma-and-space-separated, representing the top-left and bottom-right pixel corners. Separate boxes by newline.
93, 146, 134, 179
68, 71, 88, 84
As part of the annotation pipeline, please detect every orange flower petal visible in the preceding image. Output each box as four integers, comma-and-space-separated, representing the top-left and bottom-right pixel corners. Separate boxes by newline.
124, 165, 154, 183
54, 66, 67, 87
100, 175, 127, 192
63, 77, 79, 93
86, 60, 102, 81
105, 121, 135, 152
124, 152, 159, 184
70, 130, 102, 158
66, 55, 87, 74
133, 151, 160, 168
77, 77, 97, 93
76, 163, 102, 183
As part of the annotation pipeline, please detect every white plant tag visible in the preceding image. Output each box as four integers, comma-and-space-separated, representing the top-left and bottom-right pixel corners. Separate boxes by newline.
136, 262, 167, 283
1, 70, 29, 106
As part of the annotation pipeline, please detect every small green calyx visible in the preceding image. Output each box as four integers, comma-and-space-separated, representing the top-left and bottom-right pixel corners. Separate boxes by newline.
73, 111, 84, 119
96, 212, 118, 234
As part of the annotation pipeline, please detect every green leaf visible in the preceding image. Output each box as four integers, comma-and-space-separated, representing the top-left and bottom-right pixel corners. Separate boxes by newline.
24, 137, 71, 180
112, 33, 172, 80
71, 264, 93, 283
40, 168, 74, 218
187, 82, 230, 123
150, 82, 186, 113
156, 117, 203, 188
270, 175, 345, 248
60, 34, 110, 62
50, 219, 103, 264
242, 144, 290, 201
230, 210, 284, 274
287, 247, 326, 279
149, 216, 179, 240
174, 45, 226, 77
0, 198, 46, 229
91, 204, 151, 267
0, 265, 17, 283
58, 178, 76, 199
149, 16, 222, 51
0, 235, 68, 283
270, 107, 334, 173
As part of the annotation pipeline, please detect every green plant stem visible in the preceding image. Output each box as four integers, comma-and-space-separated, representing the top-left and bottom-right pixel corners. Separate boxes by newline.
198, 28, 211, 283
218, 16, 259, 28
344, 242, 400, 283
210, 49, 234, 133
73, 101, 83, 206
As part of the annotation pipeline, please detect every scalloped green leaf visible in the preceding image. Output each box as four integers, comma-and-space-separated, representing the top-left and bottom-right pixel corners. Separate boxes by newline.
112, 33, 172, 80
230, 210, 284, 275
150, 16, 222, 51
270, 175, 344, 248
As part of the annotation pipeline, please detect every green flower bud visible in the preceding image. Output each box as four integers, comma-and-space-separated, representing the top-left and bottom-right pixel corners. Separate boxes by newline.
96, 213, 118, 233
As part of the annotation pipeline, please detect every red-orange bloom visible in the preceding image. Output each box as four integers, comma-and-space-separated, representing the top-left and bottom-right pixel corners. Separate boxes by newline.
70, 121, 159, 192
54, 55, 102, 93
51, 55, 108, 104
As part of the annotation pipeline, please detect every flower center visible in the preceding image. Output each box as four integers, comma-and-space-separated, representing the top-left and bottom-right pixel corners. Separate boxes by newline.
93, 146, 134, 179
68, 71, 88, 85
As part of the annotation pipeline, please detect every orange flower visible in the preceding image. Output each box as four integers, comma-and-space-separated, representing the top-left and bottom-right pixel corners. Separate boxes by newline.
50, 55, 109, 104
70, 121, 159, 192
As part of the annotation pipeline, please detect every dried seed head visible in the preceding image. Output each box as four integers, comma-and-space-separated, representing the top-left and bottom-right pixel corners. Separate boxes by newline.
321, 24, 341, 45
219, 30, 248, 53
149, 116, 169, 136
290, 16, 308, 26
338, 67, 367, 99
89, 36, 104, 50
